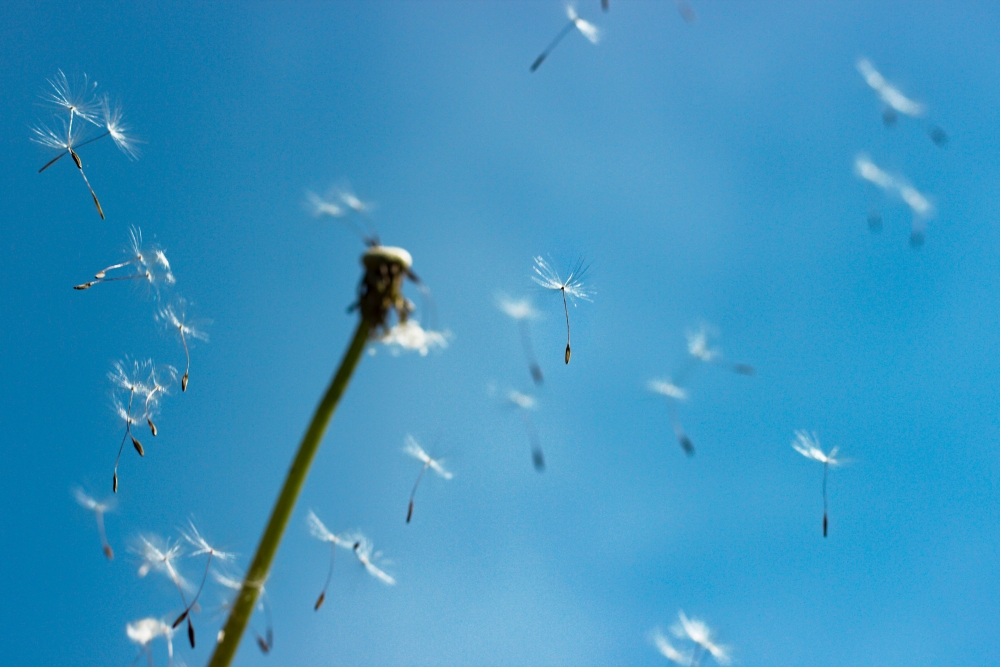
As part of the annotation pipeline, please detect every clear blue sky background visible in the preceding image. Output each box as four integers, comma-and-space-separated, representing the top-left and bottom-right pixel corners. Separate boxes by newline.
1, 1, 998, 665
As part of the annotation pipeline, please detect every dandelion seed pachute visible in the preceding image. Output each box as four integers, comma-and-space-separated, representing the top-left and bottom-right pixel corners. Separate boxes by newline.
403, 435, 453, 523
344, 533, 396, 586
531, 255, 591, 364
73, 487, 116, 560
856, 58, 925, 118
792, 430, 844, 537
497, 293, 545, 384
530, 5, 602, 72
669, 611, 732, 666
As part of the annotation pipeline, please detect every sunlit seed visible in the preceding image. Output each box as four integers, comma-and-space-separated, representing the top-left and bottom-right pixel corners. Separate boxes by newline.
131, 436, 144, 456
147, 418, 157, 437
314, 592, 325, 611
182, 372, 189, 392
103, 544, 114, 560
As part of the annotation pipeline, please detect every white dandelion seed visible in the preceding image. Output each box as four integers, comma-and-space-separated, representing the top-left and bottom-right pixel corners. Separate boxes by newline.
109, 357, 154, 493
376, 320, 450, 356
172, 521, 234, 649
855, 154, 934, 247
530, 5, 602, 72
497, 293, 544, 385
343, 533, 396, 586
651, 627, 694, 666
306, 190, 346, 218
856, 57, 948, 145
307, 510, 354, 611
793, 430, 843, 538
75, 227, 175, 293
648, 378, 694, 456
41, 69, 100, 125
531, 256, 591, 364
157, 298, 210, 392
100, 95, 140, 159
672, 611, 732, 666
506, 389, 545, 471
134, 535, 192, 612
73, 488, 116, 560
403, 435, 453, 524
127, 618, 175, 667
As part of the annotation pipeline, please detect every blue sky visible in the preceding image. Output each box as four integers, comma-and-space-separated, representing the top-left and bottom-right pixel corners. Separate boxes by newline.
1, 1, 999, 665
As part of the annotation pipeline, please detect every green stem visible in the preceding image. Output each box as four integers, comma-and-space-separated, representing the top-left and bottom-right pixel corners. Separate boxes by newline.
208, 317, 371, 667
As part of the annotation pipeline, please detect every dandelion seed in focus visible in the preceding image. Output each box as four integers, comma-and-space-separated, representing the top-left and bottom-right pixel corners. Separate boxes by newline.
531, 256, 591, 364
75, 227, 175, 292
403, 435, 453, 524
73, 487, 115, 559
793, 430, 843, 537
343, 533, 396, 586
110, 357, 153, 492
157, 298, 210, 392
530, 5, 602, 72
497, 293, 544, 384
306, 510, 353, 610
32, 70, 139, 219
172, 521, 234, 648
855, 154, 934, 247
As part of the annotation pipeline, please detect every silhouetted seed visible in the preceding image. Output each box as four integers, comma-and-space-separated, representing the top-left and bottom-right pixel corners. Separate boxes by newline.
74, 282, 94, 290
910, 230, 925, 248
187, 618, 195, 648
406, 500, 414, 524
353, 542, 360, 550
530, 363, 544, 385
103, 544, 114, 560
113, 472, 118, 493
733, 364, 755, 376
173, 610, 189, 628
256, 636, 270, 654
929, 126, 948, 146
182, 371, 189, 392
530, 53, 547, 72
565, 344, 571, 365
868, 212, 883, 232
823, 513, 828, 537
314, 592, 325, 611
131, 436, 144, 456
882, 108, 897, 126
147, 418, 157, 437
532, 447, 545, 472
70, 149, 83, 169
680, 435, 695, 456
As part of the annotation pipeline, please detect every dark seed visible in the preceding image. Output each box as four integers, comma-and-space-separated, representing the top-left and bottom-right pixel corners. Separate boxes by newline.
314, 592, 325, 611
182, 372, 189, 392
187, 618, 195, 648
132, 436, 144, 456
103, 544, 114, 560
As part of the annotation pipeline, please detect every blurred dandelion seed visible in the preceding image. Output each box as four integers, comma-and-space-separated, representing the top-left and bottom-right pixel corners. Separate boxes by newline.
376, 320, 450, 356
127, 618, 174, 667
531, 256, 591, 364
344, 533, 396, 586
32, 70, 139, 219
134, 535, 192, 616
157, 298, 210, 392
648, 379, 694, 456
75, 227, 175, 292
497, 293, 544, 384
306, 185, 381, 246
530, 5, 602, 72
855, 154, 934, 247
792, 430, 843, 537
669, 611, 732, 666
306, 510, 353, 610
403, 435, 453, 524
856, 57, 948, 146
651, 628, 694, 666
73, 487, 115, 559
172, 522, 234, 648
507, 389, 546, 471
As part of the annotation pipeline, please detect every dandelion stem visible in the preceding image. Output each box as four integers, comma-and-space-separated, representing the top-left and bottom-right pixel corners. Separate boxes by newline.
208, 317, 371, 667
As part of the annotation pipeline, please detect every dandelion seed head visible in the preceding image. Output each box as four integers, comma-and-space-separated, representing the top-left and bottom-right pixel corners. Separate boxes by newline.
110, 358, 153, 395
42, 70, 100, 124
181, 521, 234, 561
403, 435, 453, 479
856, 58, 925, 117
377, 320, 449, 356
531, 256, 591, 302
100, 95, 140, 159
792, 430, 841, 466
648, 379, 688, 401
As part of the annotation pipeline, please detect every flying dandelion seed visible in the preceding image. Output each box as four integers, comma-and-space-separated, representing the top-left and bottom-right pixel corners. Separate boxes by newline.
157, 298, 210, 392
134, 535, 193, 619
531, 256, 591, 364
143, 364, 178, 437
73, 488, 115, 559
792, 430, 843, 537
32, 70, 139, 219
506, 389, 546, 471
341, 533, 396, 586
497, 293, 544, 384
402, 435, 453, 524
127, 618, 175, 667
651, 628, 694, 666
668, 611, 732, 666
171, 522, 234, 648
855, 154, 934, 247
856, 57, 948, 146
306, 186, 381, 246
214, 570, 273, 653
109, 357, 153, 492
75, 227, 175, 292
306, 510, 353, 610
530, 5, 602, 72
648, 379, 694, 456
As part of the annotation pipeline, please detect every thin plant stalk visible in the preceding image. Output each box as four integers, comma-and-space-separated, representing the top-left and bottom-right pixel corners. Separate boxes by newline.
208, 318, 371, 667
